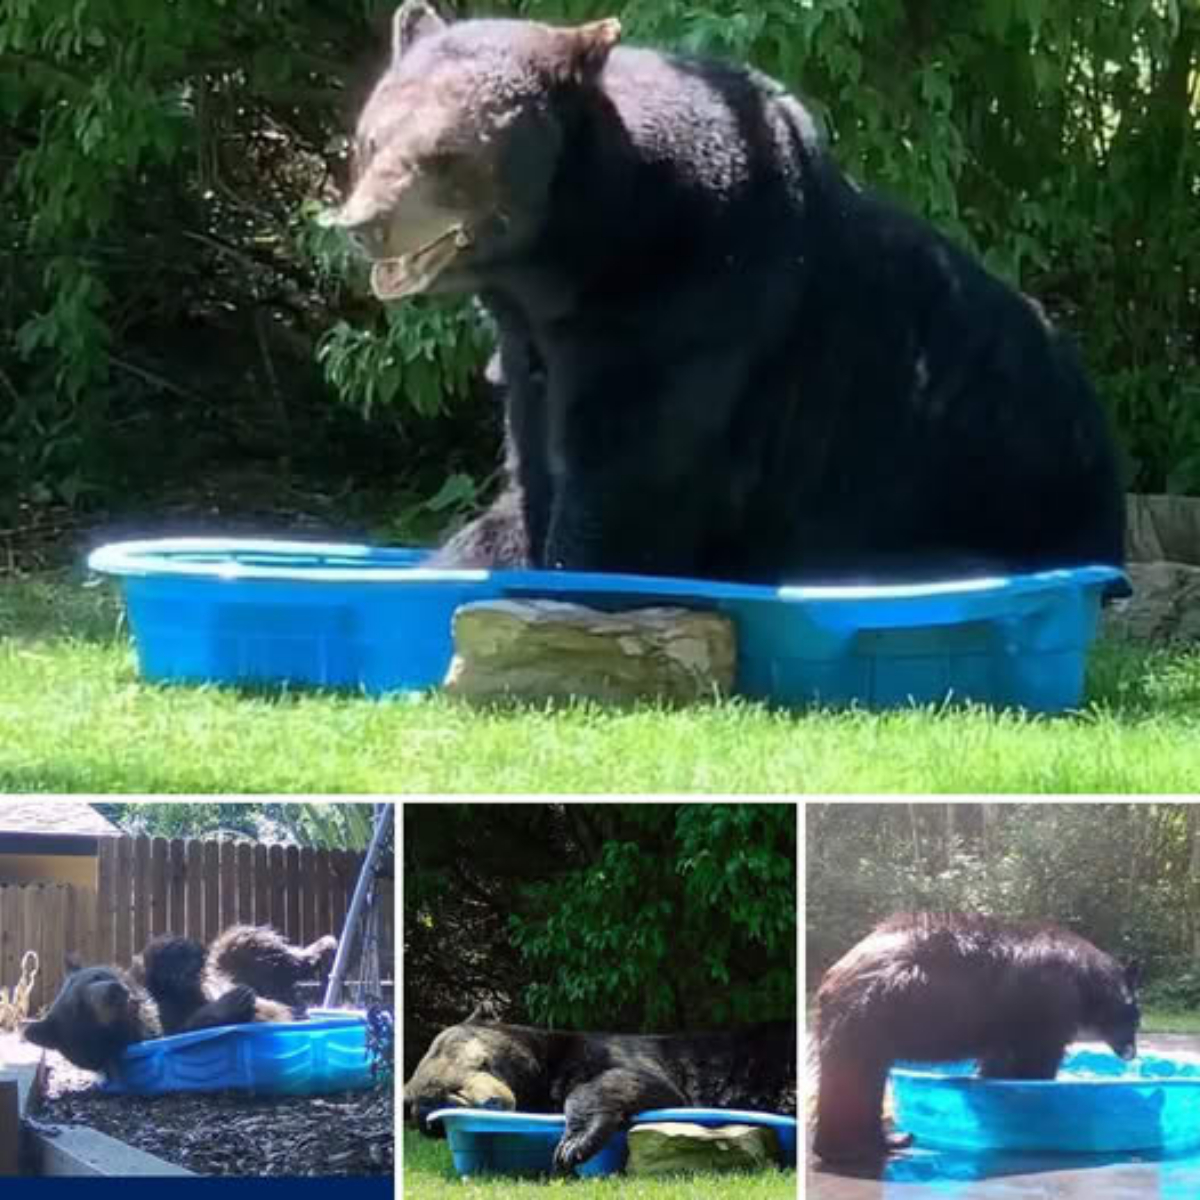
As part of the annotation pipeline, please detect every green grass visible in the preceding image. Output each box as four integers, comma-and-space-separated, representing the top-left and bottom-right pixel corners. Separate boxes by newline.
2, 572, 1199, 793
1143, 1009, 1200, 1035
402, 1129, 798, 1198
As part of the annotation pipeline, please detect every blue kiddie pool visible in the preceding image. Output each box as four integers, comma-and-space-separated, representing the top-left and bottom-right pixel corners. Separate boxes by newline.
100, 1010, 375, 1096
427, 1107, 797, 1177
87, 538, 1127, 712
891, 1049, 1200, 1155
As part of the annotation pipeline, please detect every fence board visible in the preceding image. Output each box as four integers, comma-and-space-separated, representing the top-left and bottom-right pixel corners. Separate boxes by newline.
1, 833, 389, 1016
315, 851, 332, 945
185, 839, 204, 943
299, 848, 316, 946
168, 839, 186, 934
236, 843, 252, 926
149, 839, 168, 938
285, 846, 300, 942
202, 841, 220, 944
96, 838, 116, 965
118, 836, 136, 967
131, 836, 149, 960
253, 844, 269, 927
220, 841, 236, 931
268, 844, 285, 933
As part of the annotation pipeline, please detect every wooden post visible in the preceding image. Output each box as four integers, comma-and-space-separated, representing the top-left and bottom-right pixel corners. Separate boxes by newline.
0, 1073, 18, 1176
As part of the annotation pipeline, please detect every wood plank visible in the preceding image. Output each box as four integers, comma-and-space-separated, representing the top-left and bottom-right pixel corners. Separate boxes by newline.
315, 850, 332, 944
185, 838, 204, 943
22, 888, 43, 1012
330, 852, 349, 940
203, 840, 219, 944
75, 886, 98, 970
220, 840, 236, 931
96, 838, 117, 965
253, 843, 269, 927
149, 838, 168, 939
0, 889, 17, 1009
30, 1125, 196, 1177
129, 835, 148, 961
267, 843, 285, 933
284, 845, 300, 943
236, 842, 252, 926
39, 886, 65, 1013
299, 847, 316, 946
168, 838, 187, 935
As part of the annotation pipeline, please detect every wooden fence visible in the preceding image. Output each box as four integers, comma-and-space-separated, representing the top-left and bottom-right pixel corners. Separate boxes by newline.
0, 835, 393, 1014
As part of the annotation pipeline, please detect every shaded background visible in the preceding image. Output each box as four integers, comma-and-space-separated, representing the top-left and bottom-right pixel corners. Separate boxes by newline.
404, 802, 797, 1079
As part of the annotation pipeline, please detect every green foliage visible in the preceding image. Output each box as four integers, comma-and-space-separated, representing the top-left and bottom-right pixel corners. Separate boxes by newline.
3, 0, 1199, 520
509, 804, 796, 1029
807, 802, 1194, 986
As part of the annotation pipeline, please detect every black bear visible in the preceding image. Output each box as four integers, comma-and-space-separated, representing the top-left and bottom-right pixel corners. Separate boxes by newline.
24, 925, 337, 1073
326, 2, 1125, 586
403, 1014, 796, 1173
813, 912, 1141, 1164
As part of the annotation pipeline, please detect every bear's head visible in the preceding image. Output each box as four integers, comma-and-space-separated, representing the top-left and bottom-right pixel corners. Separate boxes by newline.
403, 1014, 547, 1135
1084, 958, 1141, 1062
324, 1, 621, 300
23, 958, 151, 1072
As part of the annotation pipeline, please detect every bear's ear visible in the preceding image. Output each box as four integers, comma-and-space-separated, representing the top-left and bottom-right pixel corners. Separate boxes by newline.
393, 1, 447, 64
554, 17, 622, 82
64, 952, 84, 974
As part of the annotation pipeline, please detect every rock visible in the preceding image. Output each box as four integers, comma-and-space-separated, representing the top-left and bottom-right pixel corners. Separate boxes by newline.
442, 600, 736, 705
1103, 561, 1200, 642
626, 1122, 778, 1175
1126, 494, 1200, 565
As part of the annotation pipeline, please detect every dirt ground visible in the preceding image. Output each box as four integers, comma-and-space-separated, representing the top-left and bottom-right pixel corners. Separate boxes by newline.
2, 1033, 394, 1177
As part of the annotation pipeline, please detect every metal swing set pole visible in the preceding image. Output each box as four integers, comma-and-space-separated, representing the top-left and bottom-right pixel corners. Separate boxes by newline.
323, 803, 394, 1009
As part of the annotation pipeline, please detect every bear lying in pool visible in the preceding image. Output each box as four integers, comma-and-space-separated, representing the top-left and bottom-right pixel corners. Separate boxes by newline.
24, 925, 337, 1073
404, 1013, 797, 1172
328, 3, 1125, 585
813, 912, 1140, 1163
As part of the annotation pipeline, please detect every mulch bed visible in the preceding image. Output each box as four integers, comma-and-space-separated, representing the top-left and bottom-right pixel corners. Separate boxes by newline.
33, 1054, 394, 1177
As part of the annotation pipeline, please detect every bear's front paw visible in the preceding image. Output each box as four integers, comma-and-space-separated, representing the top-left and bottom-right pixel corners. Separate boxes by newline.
552, 1133, 591, 1174
216, 984, 258, 1025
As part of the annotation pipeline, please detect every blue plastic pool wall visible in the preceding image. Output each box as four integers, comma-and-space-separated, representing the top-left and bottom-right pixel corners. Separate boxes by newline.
727, 581, 1100, 710
125, 576, 498, 692
891, 1052, 1200, 1155
105, 1017, 374, 1096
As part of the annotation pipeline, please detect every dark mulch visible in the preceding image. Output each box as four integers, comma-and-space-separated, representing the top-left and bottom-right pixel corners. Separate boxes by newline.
34, 1054, 394, 1177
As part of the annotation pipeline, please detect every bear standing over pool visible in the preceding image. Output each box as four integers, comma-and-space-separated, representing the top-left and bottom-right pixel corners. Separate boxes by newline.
404, 1014, 796, 1173
24, 925, 337, 1073
326, 2, 1125, 584
813, 912, 1141, 1164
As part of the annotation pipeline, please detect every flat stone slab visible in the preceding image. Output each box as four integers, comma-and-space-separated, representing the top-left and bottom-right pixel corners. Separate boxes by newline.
627, 1122, 778, 1174
443, 600, 736, 705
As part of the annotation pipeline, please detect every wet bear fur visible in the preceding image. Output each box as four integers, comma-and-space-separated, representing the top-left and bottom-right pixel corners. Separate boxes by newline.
813, 912, 1141, 1164
335, 3, 1126, 585
404, 1015, 796, 1173
24, 925, 337, 1073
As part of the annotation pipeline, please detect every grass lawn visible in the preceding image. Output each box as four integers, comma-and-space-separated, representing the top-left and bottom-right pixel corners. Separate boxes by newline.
402, 1128, 798, 1199
2, 571, 1199, 793
1143, 1010, 1200, 1036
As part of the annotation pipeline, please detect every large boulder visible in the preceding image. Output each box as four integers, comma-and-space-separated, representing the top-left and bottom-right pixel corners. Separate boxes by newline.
442, 600, 736, 705
626, 1122, 779, 1175
1104, 561, 1200, 642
